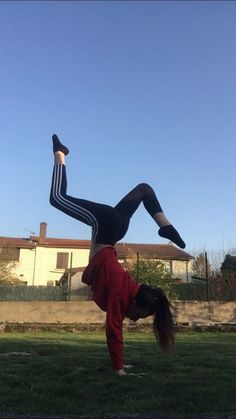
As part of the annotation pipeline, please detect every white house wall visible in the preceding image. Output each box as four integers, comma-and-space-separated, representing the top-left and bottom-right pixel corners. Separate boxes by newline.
14, 247, 90, 286
172, 260, 193, 282
13, 246, 192, 286
13, 248, 36, 284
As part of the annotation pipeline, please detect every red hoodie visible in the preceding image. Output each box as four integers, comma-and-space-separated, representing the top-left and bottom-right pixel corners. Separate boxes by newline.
81, 247, 140, 371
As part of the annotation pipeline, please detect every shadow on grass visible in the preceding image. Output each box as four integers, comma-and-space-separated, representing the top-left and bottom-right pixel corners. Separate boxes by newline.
0, 332, 235, 416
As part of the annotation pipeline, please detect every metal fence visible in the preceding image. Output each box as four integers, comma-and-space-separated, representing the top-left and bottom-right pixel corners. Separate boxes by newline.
0, 248, 235, 302
186, 249, 236, 301
0, 285, 68, 301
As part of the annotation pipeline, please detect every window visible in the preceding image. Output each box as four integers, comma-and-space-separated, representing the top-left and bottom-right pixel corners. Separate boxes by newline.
56, 252, 69, 269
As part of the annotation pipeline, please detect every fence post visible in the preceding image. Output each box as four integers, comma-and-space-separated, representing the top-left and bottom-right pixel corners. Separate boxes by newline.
136, 252, 140, 282
67, 252, 73, 301
205, 251, 209, 301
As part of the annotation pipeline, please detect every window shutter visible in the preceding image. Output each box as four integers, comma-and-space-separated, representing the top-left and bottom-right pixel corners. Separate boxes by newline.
56, 252, 69, 269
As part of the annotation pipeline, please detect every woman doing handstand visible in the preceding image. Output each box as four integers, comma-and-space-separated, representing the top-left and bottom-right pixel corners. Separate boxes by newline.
50, 134, 186, 376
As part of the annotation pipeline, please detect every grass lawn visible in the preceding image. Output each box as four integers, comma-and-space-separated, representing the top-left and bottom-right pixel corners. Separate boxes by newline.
0, 331, 235, 416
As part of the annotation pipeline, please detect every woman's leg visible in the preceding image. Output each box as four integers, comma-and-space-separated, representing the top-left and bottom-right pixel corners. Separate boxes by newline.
115, 183, 164, 219
50, 161, 100, 241
50, 136, 124, 245
115, 183, 185, 249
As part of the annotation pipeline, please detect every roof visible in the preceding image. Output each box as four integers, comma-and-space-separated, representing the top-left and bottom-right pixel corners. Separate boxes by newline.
0, 235, 192, 261
30, 236, 91, 249
0, 237, 36, 249
115, 242, 193, 261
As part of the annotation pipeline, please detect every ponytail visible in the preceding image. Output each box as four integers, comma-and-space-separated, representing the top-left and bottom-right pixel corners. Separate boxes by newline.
153, 288, 174, 351
135, 285, 174, 351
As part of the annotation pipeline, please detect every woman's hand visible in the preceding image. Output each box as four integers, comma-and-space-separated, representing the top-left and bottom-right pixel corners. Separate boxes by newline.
114, 367, 146, 377
115, 369, 127, 376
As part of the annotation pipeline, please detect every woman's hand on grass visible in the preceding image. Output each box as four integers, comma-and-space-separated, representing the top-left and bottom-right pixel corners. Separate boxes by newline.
124, 364, 133, 370
115, 369, 127, 376
114, 365, 133, 376
115, 368, 146, 378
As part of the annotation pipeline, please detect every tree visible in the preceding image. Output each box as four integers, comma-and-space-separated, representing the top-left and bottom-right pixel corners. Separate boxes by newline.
125, 251, 177, 299
221, 254, 236, 276
0, 247, 23, 285
192, 252, 212, 279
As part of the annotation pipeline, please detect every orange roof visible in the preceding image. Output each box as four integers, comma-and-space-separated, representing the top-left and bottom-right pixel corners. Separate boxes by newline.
0, 234, 192, 261
0, 237, 36, 249
115, 242, 192, 261
31, 236, 91, 249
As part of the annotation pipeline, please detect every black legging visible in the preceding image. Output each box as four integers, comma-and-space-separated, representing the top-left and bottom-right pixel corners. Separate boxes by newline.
50, 163, 163, 245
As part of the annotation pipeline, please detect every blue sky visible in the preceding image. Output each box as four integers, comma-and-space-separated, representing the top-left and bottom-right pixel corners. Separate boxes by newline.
0, 1, 235, 252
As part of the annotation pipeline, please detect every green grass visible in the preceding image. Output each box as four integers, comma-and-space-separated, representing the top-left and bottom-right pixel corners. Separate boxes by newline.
0, 331, 235, 416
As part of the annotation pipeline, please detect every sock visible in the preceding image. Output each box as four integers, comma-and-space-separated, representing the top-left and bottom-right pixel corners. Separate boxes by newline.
158, 225, 186, 249
52, 134, 69, 155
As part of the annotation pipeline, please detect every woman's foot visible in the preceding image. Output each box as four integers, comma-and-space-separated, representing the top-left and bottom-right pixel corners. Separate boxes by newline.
158, 225, 186, 249
52, 134, 69, 155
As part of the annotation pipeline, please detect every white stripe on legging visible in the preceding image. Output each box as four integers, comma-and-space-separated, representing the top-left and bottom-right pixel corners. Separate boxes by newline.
52, 164, 99, 241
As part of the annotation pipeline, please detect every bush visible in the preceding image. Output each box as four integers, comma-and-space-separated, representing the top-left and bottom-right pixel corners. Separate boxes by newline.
126, 256, 178, 299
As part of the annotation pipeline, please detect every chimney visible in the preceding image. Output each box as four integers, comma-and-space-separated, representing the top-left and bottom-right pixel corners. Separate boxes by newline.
39, 222, 47, 243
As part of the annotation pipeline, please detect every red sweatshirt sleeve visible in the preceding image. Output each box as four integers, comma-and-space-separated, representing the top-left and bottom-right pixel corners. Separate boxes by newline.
105, 294, 126, 371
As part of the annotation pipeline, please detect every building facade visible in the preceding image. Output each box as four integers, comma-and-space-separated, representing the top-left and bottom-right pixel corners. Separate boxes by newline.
0, 222, 193, 287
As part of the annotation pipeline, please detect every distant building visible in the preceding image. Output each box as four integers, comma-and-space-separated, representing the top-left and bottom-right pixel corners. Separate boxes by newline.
0, 222, 193, 287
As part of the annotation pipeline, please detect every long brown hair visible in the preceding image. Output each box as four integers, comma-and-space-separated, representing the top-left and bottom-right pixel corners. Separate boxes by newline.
135, 284, 174, 351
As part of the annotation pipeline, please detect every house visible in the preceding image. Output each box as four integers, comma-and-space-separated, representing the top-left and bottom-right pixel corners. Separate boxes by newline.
0, 222, 193, 287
